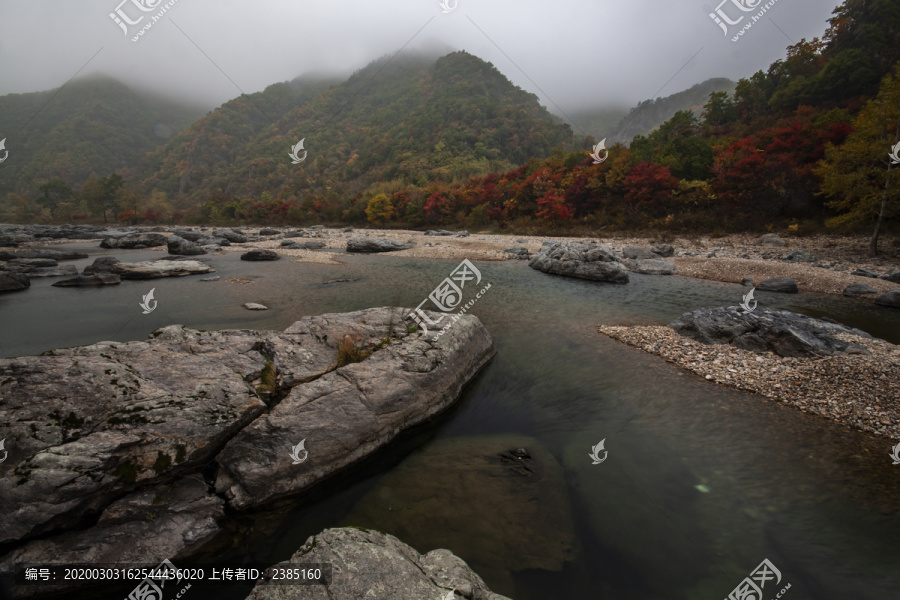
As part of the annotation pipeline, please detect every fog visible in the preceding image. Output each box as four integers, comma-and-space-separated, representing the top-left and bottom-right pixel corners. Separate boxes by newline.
0, 0, 837, 115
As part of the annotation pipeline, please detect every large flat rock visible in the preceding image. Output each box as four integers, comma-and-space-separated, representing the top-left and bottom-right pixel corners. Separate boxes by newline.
529, 240, 629, 283
247, 528, 511, 600
215, 308, 496, 509
110, 259, 214, 279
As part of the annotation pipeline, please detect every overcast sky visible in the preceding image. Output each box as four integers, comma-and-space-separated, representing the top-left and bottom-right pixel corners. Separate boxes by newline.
0, 0, 838, 127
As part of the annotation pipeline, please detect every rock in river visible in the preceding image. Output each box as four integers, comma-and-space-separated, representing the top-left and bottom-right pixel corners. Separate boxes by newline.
82, 256, 120, 275
240, 249, 280, 261
247, 528, 511, 600
0, 307, 494, 578
100, 232, 168, 249
52, 273, 121, 287
757, 277, 798, 293
167, 235, 207, 256
669, 306, 871, 357
0, 269, 30, 293
528, 240, 629, 283
624, 258, 677, 275
875, 288, 900, 309
110, 259, 214, 279
843, 282, 878, 297
346, 237, 412, 252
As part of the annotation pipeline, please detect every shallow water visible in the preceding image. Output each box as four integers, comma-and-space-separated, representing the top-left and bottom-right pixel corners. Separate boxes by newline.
3, 244, 900, 600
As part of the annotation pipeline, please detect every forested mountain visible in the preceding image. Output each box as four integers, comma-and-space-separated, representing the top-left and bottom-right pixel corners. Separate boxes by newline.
0, 76, 205, 198
135, 51, 577, 207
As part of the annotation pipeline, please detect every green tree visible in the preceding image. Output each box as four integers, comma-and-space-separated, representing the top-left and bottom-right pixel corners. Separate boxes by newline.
817, 63, 900, 255
37, 179, 74, 214
365, 193, 394, 226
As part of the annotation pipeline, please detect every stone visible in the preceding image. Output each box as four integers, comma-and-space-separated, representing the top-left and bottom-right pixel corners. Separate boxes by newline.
213, 229, 248, 243
624, 258, 677, 275
171, 229, 204, 242
243, 303, 268, 310
199, 276, 221, 282
622, 245, 658, 260
650, 243, 675, 257
111, 260, 214, 279
456, 230, 469, 237
757, 277, 798, 293
280, 239, 301, 248
52, 274, 122, 287
0, 249, 88, 261
340, 227, 353, 233
669, 307, 871, 357
167, 235, 207, 256
843, 283, 878, 297
197, 237, 230, 246
302, 241, 326, 249
528, 240, 629, 283
741, 277, 754, 286
880, 270, 900, 284
851, 268, 881, 278
0, 270, 30, 293
503, 247, 530, 259
782, 250, 815, 262
346, 238, 412, 253
874, 288, 900, 309
240, 249, 280, 261
424, 230, 457, 236
6, 258, 58, 269
258, 228, 280, 236
246, 528, 511, 600
100, 233, 168, 249
754, 233, 786, 246
27, 265, 79, 278
82, 256, 120, 275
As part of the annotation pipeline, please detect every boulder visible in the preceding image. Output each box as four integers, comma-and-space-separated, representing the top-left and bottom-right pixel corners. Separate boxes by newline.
280, 239, 301, 248
741, 277, 754, 286
340, 227, 353, 233
199, 276, 221, 282
622, 245, 657, 260
456, 230, 470, 237
246, 528, 511, 600
52, 273, 122, 287
851, 268, 881, 278
503, 247, 530, 259
624, 258, 677, 275
650, 243, 675, 257
0, 249, 88, 261
215, 308, 496, 509
213, 229, 248, 243
171, 229, 204, 242
880, 270, 900, 284
782, 250, 815, 263
346, 238, 412, 253
100, 233, 168, 249
26, 265, 79, 278
302, 241, 326, 249
243, 303, 268, 310
754, 233, 786, 246
82, 256, 120, 275
528, 240, 629, 284
240, 249, 280, 261
874, 288, 900, 309
197, 237, 230, 246
669, 307, 871, 357
258, 228, 280, 236
843, 282, 878, 297
6, 258, 58, 270
424, 230, 457, 236
110, 260, 214, 279
0, 270, 30, 293
166, 235, 207, 256
757, 277, 798, 293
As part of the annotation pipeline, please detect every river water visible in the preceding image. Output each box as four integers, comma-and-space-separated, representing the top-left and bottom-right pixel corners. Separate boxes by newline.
2, 243, 900, 600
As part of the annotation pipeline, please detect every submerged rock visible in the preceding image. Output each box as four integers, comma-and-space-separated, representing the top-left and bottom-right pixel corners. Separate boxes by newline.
669, 306, 871, 357
111, 259, 214, 279
52, 273, 121, 287
875, 288, 900, 309
757, 277, 798, 293
247, 528, 511, 600
528, 240, 629, 283
347, 237, 412, 252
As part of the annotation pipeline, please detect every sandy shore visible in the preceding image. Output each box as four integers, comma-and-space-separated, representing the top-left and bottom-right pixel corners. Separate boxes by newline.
599, 325, 900, 441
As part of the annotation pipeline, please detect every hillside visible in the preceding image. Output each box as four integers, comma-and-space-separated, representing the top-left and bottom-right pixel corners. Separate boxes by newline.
137, 51, 577, 204
0, 75, 205, 198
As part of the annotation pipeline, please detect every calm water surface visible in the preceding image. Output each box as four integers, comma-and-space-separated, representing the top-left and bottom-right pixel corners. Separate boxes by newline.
2, 243, 900, 600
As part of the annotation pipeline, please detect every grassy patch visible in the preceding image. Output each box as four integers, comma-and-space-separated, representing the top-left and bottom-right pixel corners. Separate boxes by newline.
336, 334, 370, 368
257, 361, 277, 393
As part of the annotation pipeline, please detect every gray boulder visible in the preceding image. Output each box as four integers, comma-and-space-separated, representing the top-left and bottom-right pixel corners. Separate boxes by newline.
880, 270, 900, 284
875, 288, 900, 309
241, 249, 280, 261
424, 230, 457, 236
528, 240, 629, 283
755, 233, 786, 246
246, 528, 511, 600
82, 256, 120, 275
167, 235, 207, 256
303, 241, 326, 249
171, 229, 204, 242
6, 258, 57, 270
623, 245, 657, 260
503, 247, 530, 259
346, 238, 412, 253
197, 237, 230, 246
0, 249, 88, 261
650, 243, 675, 257
27, 265, 79, 278
213, 229, 248, 243
757, 277, 798, 293
741, 277, 754, 286
669, 307, 871, 357
258, 228, 280, 236
782, 250, 815, 263
851, 268, 881, 278
100, 233, 168, 249
52, 273, 122, 287
0, 270, 30, 292
624, 258, 677, 275
843, 282, 878, 297
111, 259, 214, 279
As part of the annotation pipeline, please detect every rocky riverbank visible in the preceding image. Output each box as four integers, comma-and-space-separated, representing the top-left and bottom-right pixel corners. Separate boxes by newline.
0, 307, 496, 598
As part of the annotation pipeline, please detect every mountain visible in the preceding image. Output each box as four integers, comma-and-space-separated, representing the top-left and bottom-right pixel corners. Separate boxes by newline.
0, 75, 206, 198
136, 51, 578, 203
575, 78, 737, 145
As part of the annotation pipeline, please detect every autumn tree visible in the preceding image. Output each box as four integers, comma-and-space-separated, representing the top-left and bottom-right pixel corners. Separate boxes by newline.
365, 193, 394, 226
816, 62, 900, 255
